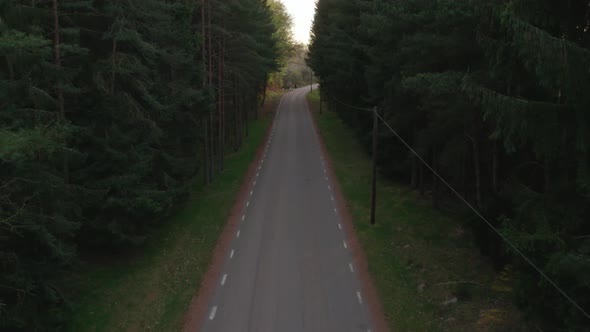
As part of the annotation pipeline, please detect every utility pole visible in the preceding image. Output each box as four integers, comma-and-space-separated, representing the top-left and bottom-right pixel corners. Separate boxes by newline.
310, 69, 313, 92
370, 106, 378, 225
370, 0, 381, 222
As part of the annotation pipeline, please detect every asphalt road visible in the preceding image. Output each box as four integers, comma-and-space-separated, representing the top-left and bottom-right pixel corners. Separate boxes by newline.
200, 86, 373, 332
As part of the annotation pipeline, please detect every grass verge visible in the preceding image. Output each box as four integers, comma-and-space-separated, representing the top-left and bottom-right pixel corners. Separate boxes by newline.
307, 90, 524, 331
67, 91, 284, 332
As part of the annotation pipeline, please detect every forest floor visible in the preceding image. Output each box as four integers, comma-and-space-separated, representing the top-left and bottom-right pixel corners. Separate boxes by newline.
307, 90, 527, 331
66, 91, 285, 332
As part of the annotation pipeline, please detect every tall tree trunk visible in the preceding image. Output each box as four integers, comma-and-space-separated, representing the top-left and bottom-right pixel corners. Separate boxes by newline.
544, 156, 552, 193
245, 95, 250, 137
432, 148, 439, 209
419, 161, 425, 196
462, 142, 468, 197
207, 0, 212, 88
221, 41, 226, 166
111, 39, 117, 94
410, 129, 417, 188
209, 111, 214, 180
259, 74, 268, 109
201, 0, 210, 184
203, 116, 210, 184
410, 154, 417, 188
207, 0, 216, 176
492, 140, 499, 194
52, 0, 69, 184
218, 39, 224, 171
5, 57, 14, 81
276, 72, 281, 89
470, 136, 482, 209
235, 82, 242, 151
319, 89, 323, 114
233, 79, 239, 152
201, 0, 207, 87
52, 0, 64, 120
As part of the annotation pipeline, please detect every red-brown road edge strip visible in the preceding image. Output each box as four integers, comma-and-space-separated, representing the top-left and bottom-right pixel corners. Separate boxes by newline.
182, 99, 280, 332
307, 96, 391, 332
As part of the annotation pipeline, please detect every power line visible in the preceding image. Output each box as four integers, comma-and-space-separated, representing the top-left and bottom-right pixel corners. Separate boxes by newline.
372, 110, 590, 320
327, 94, 590, 320
329, 95, 374, 112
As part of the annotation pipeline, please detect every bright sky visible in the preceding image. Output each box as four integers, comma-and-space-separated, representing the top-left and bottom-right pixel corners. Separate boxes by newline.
278, 0, 316, 44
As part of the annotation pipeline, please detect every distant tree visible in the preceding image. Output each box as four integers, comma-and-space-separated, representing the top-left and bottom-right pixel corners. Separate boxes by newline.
263, 0, 294, 97
282, 43, 310, 88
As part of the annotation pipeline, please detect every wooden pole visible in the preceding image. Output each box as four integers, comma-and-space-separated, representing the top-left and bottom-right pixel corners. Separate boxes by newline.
370, 106, 378, 225
201, 0, 209, 185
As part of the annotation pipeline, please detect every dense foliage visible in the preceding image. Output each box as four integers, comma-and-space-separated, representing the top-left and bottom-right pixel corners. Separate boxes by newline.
280, 43, 313, 89
309, 0, 590, 329
0, 0, 285, 329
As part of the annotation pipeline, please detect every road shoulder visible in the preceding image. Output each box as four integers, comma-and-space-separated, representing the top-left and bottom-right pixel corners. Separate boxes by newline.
306, 93, 390, 332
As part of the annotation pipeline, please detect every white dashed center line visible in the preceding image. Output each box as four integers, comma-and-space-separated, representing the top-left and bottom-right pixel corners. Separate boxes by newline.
205, 92, 373, 330
356, 291, 363, 304
209, 306, 218, 320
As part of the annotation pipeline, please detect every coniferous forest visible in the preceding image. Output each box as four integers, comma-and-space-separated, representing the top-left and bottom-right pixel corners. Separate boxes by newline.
309, 0, 590, 330
3, 0, 590, 330
0, 0, 291, 329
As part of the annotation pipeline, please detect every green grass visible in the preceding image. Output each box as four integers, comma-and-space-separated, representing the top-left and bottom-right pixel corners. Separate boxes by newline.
68, 92, 283, 332
307, 90, 524, 331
